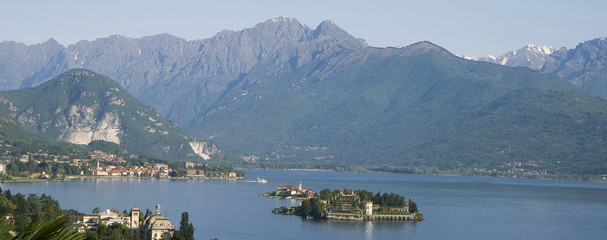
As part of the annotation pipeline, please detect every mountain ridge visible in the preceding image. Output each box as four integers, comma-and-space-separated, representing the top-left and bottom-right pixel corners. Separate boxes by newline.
1, 18, 607, 175
463, 37, 607, 100
0, 18, 368, 126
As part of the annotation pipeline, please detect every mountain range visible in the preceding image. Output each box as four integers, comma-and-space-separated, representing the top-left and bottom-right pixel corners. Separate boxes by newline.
462, 44, 557, 70
1, 17, 606, 175
466, 37, 607, 100
0, 17, 367, 127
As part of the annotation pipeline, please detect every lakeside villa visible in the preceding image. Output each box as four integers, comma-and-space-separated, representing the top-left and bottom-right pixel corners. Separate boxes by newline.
74, 204, 174, 240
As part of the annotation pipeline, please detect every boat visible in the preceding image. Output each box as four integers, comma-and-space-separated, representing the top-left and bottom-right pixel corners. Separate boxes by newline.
257, 177, 268, 183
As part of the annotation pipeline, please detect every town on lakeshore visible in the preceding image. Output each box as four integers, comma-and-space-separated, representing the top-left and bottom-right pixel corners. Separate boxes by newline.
266, 183, 423, 222
0, 146, 245, 181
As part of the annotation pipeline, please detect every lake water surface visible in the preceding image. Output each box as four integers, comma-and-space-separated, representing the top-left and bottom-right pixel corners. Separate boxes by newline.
1, 170, 606, 240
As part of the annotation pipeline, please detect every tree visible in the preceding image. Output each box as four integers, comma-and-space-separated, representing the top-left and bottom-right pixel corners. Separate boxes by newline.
0, 195, 16, 216
161, 232, 172, 240
408, 199, 418, 213
303, 200, 312, 217
172, 212, 195, 240
89, 222, 131, 240
309, 198, 325, 219
144, 209, 152, 219
92, 207, 100, 214
319, 189, 333, 202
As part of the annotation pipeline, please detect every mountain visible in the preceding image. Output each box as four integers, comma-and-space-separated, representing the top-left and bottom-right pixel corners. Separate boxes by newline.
0, 69, 220, 160
1, 18, 607, 175
464, 44, 556, 70
541, 37, 607, 99
415, 89, 607, 175
184, 41, 607, 176
0, 17, 367, 126
465, 38, 607, 101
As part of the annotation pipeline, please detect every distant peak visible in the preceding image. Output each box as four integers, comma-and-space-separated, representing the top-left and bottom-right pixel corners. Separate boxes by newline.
314, 19, 346, 35
319, 19, 336, 26
270, 16, 296, 22
264, 16, 304, 26
109, 34, 124, 39
45, 38, 59, 44
410, 41, 449, 51
518, 44, 556, 55
41, 38, 64, 47
392, 41, 452, 56
254, 17, 307, 31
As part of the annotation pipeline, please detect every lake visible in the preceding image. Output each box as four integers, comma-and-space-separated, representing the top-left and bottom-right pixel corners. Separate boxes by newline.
1, 169, 606, 240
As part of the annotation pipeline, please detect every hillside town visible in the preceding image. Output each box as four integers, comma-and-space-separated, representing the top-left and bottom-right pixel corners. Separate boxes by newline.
0, 142, 243, 180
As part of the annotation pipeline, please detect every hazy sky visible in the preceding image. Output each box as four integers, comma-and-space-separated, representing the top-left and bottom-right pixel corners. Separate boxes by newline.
1, 0, 606, 56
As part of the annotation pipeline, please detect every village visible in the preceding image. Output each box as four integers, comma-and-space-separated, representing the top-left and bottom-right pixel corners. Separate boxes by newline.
0, 142, 244, 180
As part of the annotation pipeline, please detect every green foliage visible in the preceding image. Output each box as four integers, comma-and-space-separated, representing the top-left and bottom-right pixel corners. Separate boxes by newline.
371, 191, 406, 208
0, 69, 209, 162
171, 212, 194, 240
318, 189, 334, 203
296, 198, 325, 219
0, 188, 75, 237
13, 215, 84, 240
85, 222, 131, 240
187, 47, 607, 177
408, 199, 418, 213
87, 141, 127, 156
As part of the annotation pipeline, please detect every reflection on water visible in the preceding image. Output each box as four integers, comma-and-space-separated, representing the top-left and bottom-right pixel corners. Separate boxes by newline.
365, 220, 373, 240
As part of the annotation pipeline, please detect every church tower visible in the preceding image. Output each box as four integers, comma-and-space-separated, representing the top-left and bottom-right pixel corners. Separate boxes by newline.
130, 206, 140, 236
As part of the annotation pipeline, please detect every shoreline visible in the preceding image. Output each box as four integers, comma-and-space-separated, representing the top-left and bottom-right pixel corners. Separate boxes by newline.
1, 175, 245, 183
241, 166, 607, 183
2, 168, 605, 184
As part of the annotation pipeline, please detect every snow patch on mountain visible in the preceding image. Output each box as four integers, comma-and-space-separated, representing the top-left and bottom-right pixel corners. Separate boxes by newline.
461, 44, 558, 70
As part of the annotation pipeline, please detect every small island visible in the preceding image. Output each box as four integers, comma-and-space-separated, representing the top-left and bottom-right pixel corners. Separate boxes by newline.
268, 186, 423, 222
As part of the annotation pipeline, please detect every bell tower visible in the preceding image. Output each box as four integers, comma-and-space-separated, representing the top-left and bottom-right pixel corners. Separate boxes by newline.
130, 206, 140, 237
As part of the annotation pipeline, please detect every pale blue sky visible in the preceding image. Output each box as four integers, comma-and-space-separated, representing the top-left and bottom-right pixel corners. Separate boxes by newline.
1, 0, 605, 56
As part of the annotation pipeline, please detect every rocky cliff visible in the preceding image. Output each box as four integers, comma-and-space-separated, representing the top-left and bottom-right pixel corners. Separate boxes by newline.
0, 69, 220, 160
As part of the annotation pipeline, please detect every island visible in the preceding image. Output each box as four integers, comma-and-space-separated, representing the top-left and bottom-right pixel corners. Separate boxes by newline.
268, 186, 423, 222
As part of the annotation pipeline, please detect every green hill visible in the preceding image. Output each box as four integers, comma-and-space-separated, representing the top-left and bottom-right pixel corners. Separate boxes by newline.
0, 69, 222, 161
412, 89, 607, 174
186, 42, 607, 175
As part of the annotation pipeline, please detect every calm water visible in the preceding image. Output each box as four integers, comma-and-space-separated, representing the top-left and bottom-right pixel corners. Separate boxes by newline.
1, 170, 606, 240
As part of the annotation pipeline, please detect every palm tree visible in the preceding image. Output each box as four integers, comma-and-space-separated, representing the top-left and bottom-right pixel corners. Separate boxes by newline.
12, 215, 84, 240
